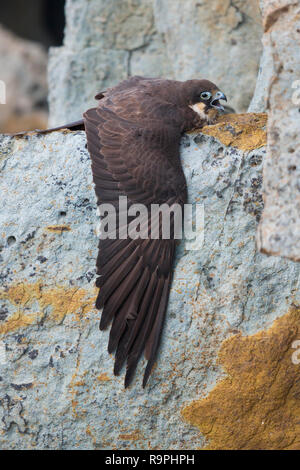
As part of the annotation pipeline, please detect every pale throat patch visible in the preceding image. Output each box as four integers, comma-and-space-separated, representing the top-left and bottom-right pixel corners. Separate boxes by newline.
189, 102, 218, 124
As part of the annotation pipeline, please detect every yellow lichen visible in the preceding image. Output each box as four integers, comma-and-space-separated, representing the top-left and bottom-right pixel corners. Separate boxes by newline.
119, 430, 143, 441
182, 307, 300, 450
86, 425, 97, 447
0, 282, 97, 335
199, 113, 267, 151
97, 373, 111, 382
45, 225, 71, 232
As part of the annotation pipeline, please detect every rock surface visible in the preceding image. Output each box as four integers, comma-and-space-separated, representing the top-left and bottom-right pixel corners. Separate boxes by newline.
48, 0, 170, 125
256, 1, 300, 261
0, 24, 48, 134
154, 0, 263, 112
1, 114, 300, 449
48, 0, 263, 125
182, 306, 300, 450
248, 45, 274, 113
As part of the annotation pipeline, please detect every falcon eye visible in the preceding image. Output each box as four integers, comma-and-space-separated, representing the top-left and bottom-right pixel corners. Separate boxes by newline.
200, 91, 211, 100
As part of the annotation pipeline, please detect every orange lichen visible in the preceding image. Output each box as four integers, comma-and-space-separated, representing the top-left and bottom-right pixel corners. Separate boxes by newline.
97, 373, 111, 382
182, 307, 300, 450
119, 430, 143, 441
0, 282, 97, 335
199, 113, 267, 152
45, 225, 71, 232
86, 425, 97, 447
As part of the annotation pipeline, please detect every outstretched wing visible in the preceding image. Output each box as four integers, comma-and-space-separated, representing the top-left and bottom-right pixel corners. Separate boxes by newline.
84, 91, 187, 387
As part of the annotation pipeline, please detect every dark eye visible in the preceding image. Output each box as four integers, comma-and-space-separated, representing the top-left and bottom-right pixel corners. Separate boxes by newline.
200, 91, 211, 100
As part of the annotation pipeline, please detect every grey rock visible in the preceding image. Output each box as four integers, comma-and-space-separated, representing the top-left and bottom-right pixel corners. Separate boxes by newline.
257, 1, 300, 261
248, 44, 274, 112
48, 0, 263, 124
48, 46, 129, 126
0, 124, 299, 449
154, 0, 263, 112
48, 0, 169, 125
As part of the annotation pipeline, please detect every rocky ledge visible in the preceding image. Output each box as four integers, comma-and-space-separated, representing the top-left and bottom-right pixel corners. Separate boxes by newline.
0, 114, 299, 449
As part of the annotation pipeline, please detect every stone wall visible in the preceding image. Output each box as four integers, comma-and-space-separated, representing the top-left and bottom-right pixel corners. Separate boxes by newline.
1, 114, 299, 449
48, 0, 263, 125
256, 1, 300, 262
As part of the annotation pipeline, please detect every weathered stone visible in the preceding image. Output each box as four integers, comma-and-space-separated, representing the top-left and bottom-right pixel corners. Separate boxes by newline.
0, 24, 48, 134
48, 47, 129, 126
248, 45, 274, 112
200, 112, 267, 151
257, 1, 300, 261
182, 306, 300, 450
48, 0, 170, 125
48, 0, 263, 124
154, 0, 263, 112
1, 114, 299, 449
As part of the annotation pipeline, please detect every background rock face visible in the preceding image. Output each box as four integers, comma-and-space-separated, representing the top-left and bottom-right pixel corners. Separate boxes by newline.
48, 0, 170, 125
256, 1, 300, 262
1, 115, 299, 449
154, 0, 263, 112
0, 24, 48, 133
48, 0, 263, 125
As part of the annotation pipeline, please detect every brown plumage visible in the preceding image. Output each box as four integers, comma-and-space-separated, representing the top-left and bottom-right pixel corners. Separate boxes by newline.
82, 76, 226, 387
14, 76, 226, 387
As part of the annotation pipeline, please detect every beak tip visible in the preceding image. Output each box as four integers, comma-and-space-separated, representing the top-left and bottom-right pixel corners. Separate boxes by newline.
219, 91, 227, 102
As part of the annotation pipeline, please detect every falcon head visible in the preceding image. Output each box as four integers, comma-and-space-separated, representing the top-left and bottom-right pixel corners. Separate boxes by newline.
185, 79, 227, 124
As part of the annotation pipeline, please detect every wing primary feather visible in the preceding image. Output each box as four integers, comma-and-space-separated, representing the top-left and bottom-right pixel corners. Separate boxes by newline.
96, 245, 140, 311
108, 266, 150, 354
96, 241, 137, 287
97, 239, 130, 268
113, 269, 157, 376
142, 273, 172, 388
100, 255, 144, 330
124, 274, 165, 388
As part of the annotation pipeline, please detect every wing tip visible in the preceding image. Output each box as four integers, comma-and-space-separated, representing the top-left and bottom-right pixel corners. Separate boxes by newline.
142, 362, 152, 388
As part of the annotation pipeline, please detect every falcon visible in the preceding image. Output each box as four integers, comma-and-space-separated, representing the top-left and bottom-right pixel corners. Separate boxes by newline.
17, 76, 227, 387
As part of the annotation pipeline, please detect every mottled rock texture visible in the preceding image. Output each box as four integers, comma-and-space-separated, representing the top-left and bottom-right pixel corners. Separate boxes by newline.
48, 0, 169, 125
183, 306, 300, 450
48, 0, 263, 125
256, 1, 300, 262
248, 45, 274, 113
154, 0, 263, 112
0, 24, 48, 134
1, 114, 300, 449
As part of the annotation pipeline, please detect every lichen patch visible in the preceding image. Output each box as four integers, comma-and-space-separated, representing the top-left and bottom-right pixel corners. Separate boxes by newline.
0, 282, 97, 335
45, 225, 71, 232
182, 306, 300, 450
199, 113, 267, 151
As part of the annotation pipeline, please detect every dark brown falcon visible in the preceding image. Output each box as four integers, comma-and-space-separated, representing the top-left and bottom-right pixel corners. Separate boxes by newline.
15, 76, 227, 387
82, 76, 226, 387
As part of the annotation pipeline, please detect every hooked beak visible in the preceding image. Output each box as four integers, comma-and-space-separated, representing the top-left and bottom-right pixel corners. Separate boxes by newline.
211, 91, 227, 112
